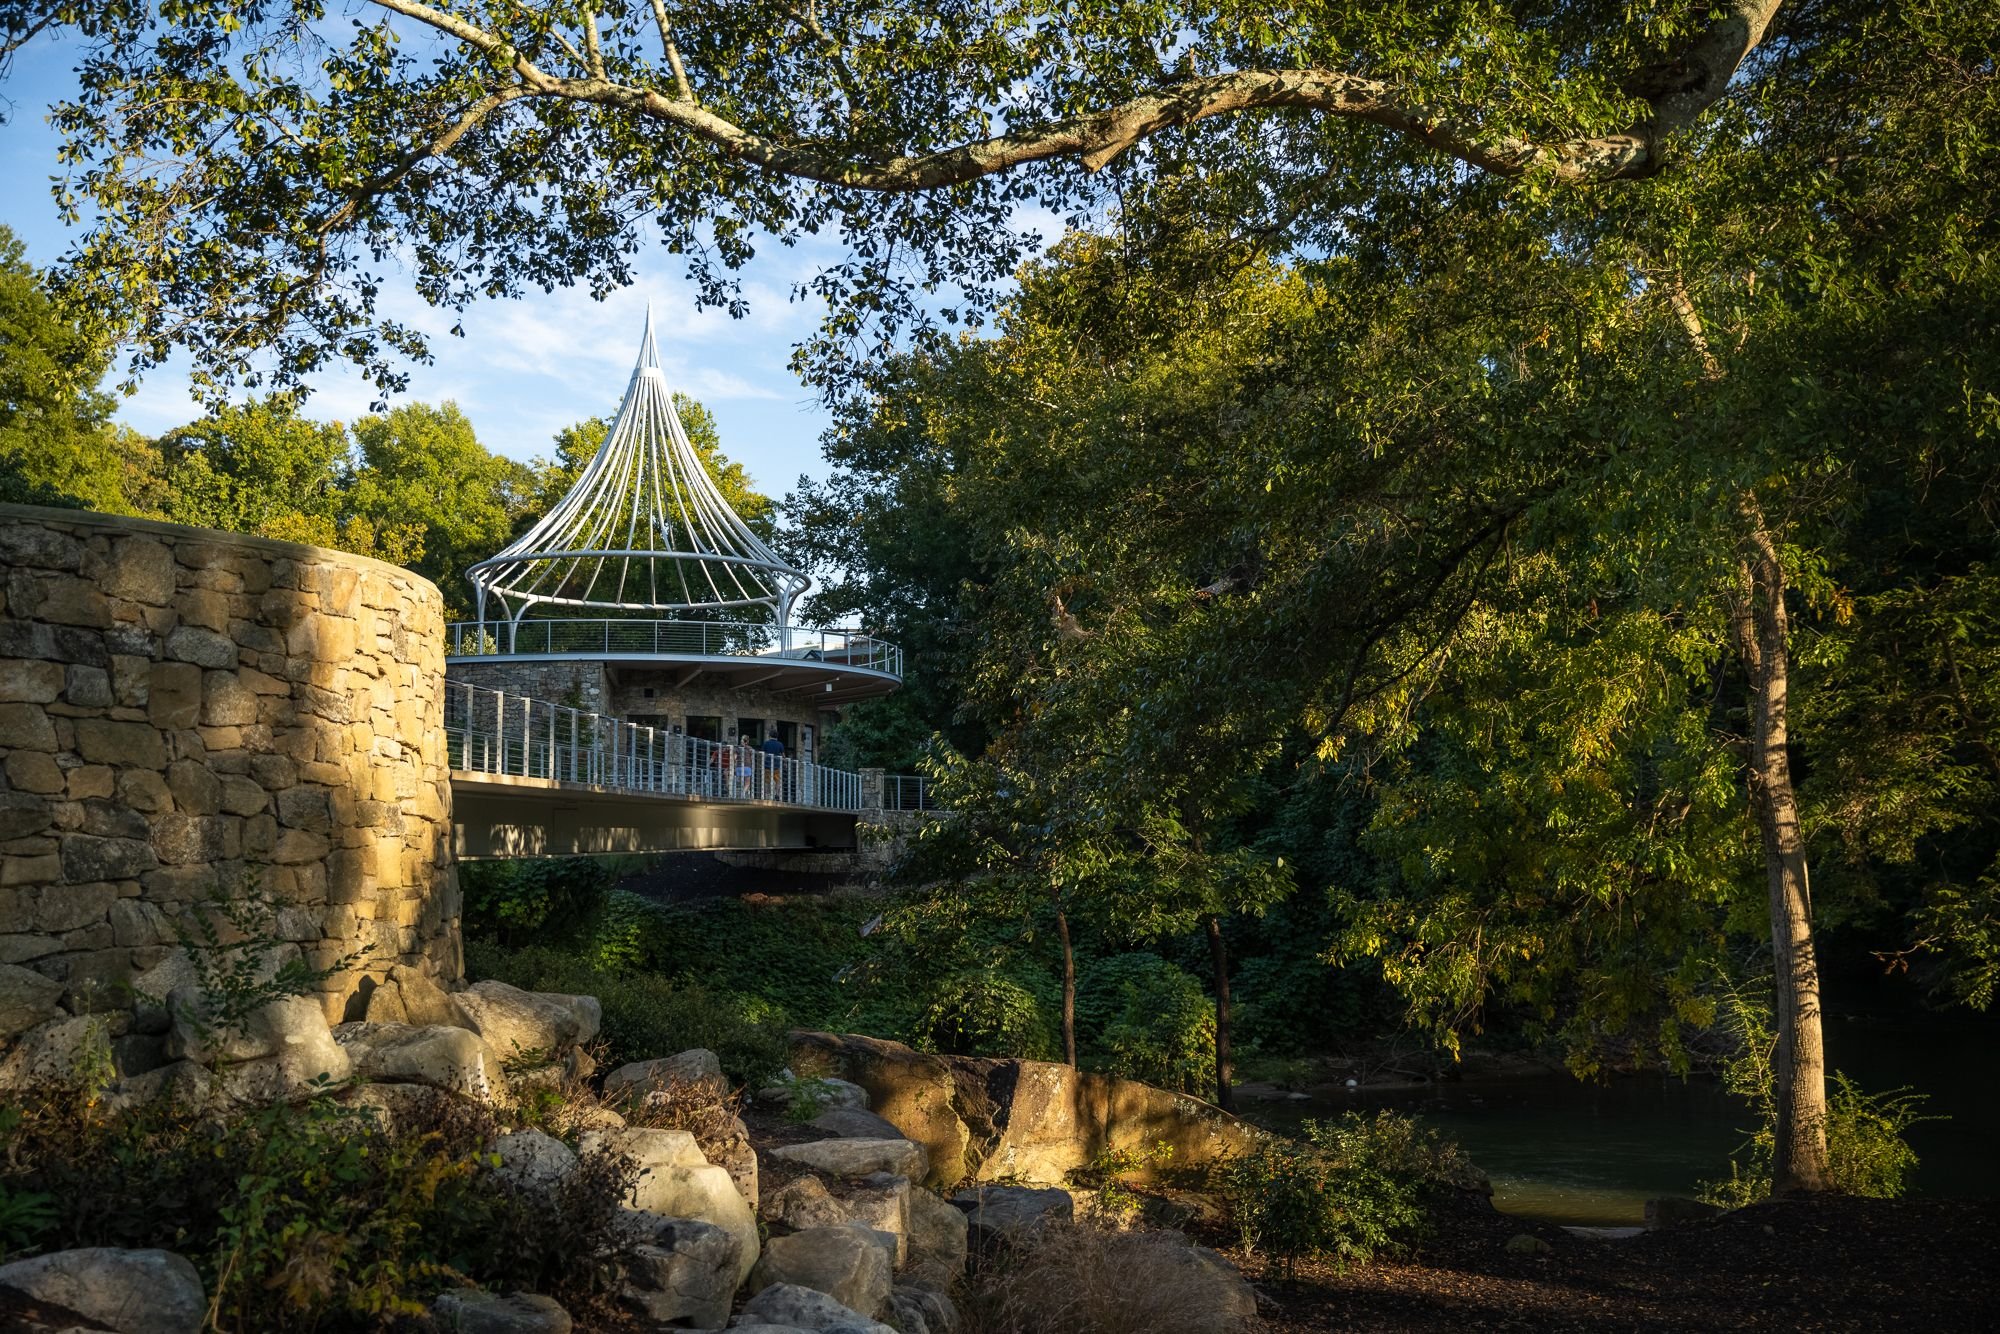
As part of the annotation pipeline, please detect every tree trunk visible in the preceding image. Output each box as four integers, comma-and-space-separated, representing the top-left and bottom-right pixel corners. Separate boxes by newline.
1731, 511, 1833, 1193
1205, 914, 1234, 1111
1055, 907, 1076, 1067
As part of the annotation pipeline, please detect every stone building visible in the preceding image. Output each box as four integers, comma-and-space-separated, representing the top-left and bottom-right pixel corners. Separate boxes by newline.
442, 313, 901, 764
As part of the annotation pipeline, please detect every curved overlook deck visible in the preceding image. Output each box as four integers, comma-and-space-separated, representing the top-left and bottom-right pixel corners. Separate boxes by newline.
445, 617, 901, 705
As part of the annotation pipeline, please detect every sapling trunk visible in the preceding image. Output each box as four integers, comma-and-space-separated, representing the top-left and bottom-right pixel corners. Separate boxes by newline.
1206, 913, 1234, 1111
1056, 906, 1077, 1067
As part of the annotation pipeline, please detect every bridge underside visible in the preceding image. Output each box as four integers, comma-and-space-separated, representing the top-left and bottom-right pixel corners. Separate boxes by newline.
451, 773, 859, 860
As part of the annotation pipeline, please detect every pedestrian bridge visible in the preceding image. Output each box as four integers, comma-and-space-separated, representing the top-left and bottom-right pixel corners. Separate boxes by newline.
444, 680, 928, 859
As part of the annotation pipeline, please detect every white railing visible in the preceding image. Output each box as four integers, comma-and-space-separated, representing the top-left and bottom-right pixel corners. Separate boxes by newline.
883, 774, 939, 812
444, 679, 865, 812
445, 618, 902, 679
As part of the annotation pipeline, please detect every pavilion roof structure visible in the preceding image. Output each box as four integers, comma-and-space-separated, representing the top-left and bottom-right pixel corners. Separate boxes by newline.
466, 310, 808, 622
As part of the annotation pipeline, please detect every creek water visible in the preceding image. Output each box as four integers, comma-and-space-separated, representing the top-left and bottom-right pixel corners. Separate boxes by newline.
1247, 1011, 2000, 1227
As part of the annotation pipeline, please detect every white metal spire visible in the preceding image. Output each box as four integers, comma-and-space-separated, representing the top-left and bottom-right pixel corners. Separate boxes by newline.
465, 310, 808, 621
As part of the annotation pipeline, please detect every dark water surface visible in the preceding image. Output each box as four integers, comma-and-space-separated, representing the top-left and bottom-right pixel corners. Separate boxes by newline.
1248, 1012, 2000, 1227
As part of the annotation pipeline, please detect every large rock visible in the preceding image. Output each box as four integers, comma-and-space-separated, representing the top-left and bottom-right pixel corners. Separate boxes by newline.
491, 1129, 578, 1207
0, 963, 64, 1042
787, 1036, 971, 1188
949, 1185, 1073, 1249
451, 981, 599, 1061
432, 1289, 574, 1334
1152, 1241, 1257, 1333
341, 1080, 461, 1135
905, 1188, 969, 1283
98, 1060, 215, 1115
168, 993, 349, 1105
738, 1282, 899, 1334
750, 1223, 894, 1320
889, 1284, 959, 1334
810, 1107, 906, 1142
760, 1074, 870, 1113
769, 1137, 927, 1182
333, 1021, 510, 1102
602, 1048, 725, 1102
619, 1215, 741, 1328
763, 1174, 909, 1262
362, 964, 461, 1028
793, 1032, 1262, 1190
0, 1247, 205, 1334
585, 1129, 760, 1284
0, 1012, 122, 1091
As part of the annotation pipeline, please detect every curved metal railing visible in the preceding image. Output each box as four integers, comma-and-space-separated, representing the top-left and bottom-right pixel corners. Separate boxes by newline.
444, 679, 865, 811
444, 618, 901, 679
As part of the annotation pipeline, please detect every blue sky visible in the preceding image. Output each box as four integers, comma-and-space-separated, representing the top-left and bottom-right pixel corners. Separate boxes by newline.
1, 40, 885, 496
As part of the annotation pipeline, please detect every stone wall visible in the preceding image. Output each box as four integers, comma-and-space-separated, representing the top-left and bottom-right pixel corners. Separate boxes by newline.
0, 504, 458, 1025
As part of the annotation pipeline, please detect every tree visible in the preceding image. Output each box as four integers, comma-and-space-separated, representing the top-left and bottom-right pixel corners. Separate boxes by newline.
0, 224, 126, 510
347, 402, 535, 613
155, 398, 352, 537
22, 0, 1791, 398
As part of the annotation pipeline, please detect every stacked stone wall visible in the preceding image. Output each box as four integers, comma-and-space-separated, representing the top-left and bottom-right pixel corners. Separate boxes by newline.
0, 504, 458, 1024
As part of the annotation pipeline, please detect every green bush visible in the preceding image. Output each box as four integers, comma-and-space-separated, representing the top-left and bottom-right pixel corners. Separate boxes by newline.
1697, 979, 1939, 1206
467, 940, 789, 1086
1078, 953, 1215, 1095
1, 1083, 636, 1325
1219, 1112, 1465, 1272
917, 970, 1058, 1059
460, 858, 621, 941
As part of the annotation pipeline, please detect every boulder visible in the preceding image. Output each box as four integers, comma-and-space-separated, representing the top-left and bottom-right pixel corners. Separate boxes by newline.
889, 1284, 959, 1334
98, 1060, 215, 1115
127, 951, 195, 1036
619, 1215, 742, 1329
793, 1032, 1263, 1190
341, 1080, 460, 1135
603, 1048, 726, 1102
0, 963, 64, 1042
1504, 1233, 1555, 1256
769, 1137, 927, 1182
170, 994, 349, 1105
333, 1021, 510, 1102
451, 981, 599, 1061
788, 1036, 970, 1188
431, 1289, 574, 1334
0, 1247, 205, 1334
711, 1111, 761, 1210
749, 1224, 893, 1320
905, 1189, 969, 1283
809, 1107, 906, 1141
0, 1012, 122, 1091
362, 963, 460, 1028
738, 1282, 899, 1334
949, 1185, 1073, 1249
1155, 1243, 1257, 1334
760, 1074, 870, 1113
491, 1129, 578, 1206
586, 1129, 759, 1285
763, 1173, 909, 1262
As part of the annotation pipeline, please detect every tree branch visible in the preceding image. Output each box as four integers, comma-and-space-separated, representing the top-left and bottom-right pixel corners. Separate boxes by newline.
645, 0, 694, 102
362, 0, 1786, 191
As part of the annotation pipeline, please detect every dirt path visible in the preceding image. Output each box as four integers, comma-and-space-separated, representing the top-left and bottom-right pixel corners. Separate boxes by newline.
1240, 1194, 1999, 1332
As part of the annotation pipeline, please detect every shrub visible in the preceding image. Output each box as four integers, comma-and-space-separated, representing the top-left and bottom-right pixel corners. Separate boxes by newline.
916, 970, 1058, 1059
467, 940, 789, 1085
1697, 978, 1940, 1206
1219, 1113, 1464, 1272
460, 858, 620, 941
958, 1221, 1256, 1334
1, 1082, 637, 1326
1078, 953, 1216, 1095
